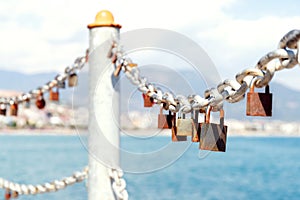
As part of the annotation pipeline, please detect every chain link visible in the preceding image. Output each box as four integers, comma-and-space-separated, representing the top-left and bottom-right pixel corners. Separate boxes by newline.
0, 53, 87, 107
109, 29, 300, 113
0, 166, 88, 196
108, 168, 129, 200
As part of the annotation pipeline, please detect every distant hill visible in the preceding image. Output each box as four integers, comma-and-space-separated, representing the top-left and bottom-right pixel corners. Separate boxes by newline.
0, 68, 299, 121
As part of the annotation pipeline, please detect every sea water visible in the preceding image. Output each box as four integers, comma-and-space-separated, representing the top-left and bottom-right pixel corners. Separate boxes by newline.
0, 135, 299, 200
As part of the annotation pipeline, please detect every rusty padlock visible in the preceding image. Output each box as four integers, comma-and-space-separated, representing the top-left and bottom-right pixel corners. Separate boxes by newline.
200, 107, 227, 152
68, 73, 78, 87
246, 84, 272, 116
49, 87, 59, 101
10, 101, 18, 116
171, 112, 187, 142
158, 107, 174, 129
0, 103, 7, 116
36, 93, 46, 109
142, 93, 154, 107
176, 108, 196, 137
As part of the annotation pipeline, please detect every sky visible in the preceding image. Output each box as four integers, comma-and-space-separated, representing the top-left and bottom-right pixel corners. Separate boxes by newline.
0, 0, 299, 90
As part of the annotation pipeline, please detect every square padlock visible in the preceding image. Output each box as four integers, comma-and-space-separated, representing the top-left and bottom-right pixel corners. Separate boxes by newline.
158, 108, 174, 129
176, 118, 194, 136
199, 108, 228, 152
49, 88, 59, 101
246, 85, 272, 116
200, 123, 227, 152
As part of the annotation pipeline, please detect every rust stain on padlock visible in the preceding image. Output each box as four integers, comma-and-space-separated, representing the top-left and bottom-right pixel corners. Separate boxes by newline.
246, 85, 272, 116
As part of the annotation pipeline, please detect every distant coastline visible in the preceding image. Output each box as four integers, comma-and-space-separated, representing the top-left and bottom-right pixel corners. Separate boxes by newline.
1, 128, 298, 137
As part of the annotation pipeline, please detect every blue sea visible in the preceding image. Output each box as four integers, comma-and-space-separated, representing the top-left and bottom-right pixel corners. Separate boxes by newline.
0, 134, 300, 200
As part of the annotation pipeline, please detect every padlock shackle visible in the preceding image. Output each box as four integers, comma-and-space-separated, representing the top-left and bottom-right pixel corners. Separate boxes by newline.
178, 105, 190, 119
205, 106, 225, 124
249, 80, 270, 94
51, 86, 59, 93
249, 80, 255, 93
249, 77, 260, 93
205, 106, 212, 123
265, 85, 270, 93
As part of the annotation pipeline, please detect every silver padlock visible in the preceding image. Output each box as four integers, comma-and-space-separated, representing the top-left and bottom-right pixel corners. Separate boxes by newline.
176, 108, 196, 137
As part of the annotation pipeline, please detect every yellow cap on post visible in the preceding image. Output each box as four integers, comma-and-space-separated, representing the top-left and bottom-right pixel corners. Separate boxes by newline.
88, 10, 121, 29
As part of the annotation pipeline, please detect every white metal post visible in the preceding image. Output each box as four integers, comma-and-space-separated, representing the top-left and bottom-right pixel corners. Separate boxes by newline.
87, 10, 121, 200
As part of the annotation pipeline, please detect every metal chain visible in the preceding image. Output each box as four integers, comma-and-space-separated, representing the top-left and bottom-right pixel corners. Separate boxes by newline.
0, 166, 88, 196
0, 51, 88, 108
109, 29, 300, 113
108, 168, 129, 200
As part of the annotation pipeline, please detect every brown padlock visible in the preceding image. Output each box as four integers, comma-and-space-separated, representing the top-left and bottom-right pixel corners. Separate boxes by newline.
49, 87, 59, 101
171, 112, 187, 142
200, 106, 227, 152
158, 107, 174, 129
142, 93, 154, 107
10, 101, 18, 116
68, 73, 78, 87
0, 103, 7, 116
36, 93, 46, 109
246, 84, 272, 116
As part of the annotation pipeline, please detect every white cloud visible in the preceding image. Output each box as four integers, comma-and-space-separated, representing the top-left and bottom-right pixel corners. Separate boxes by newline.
195, 15, 300, 88
0, 0, 236, 73
0, 0, 299, 90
